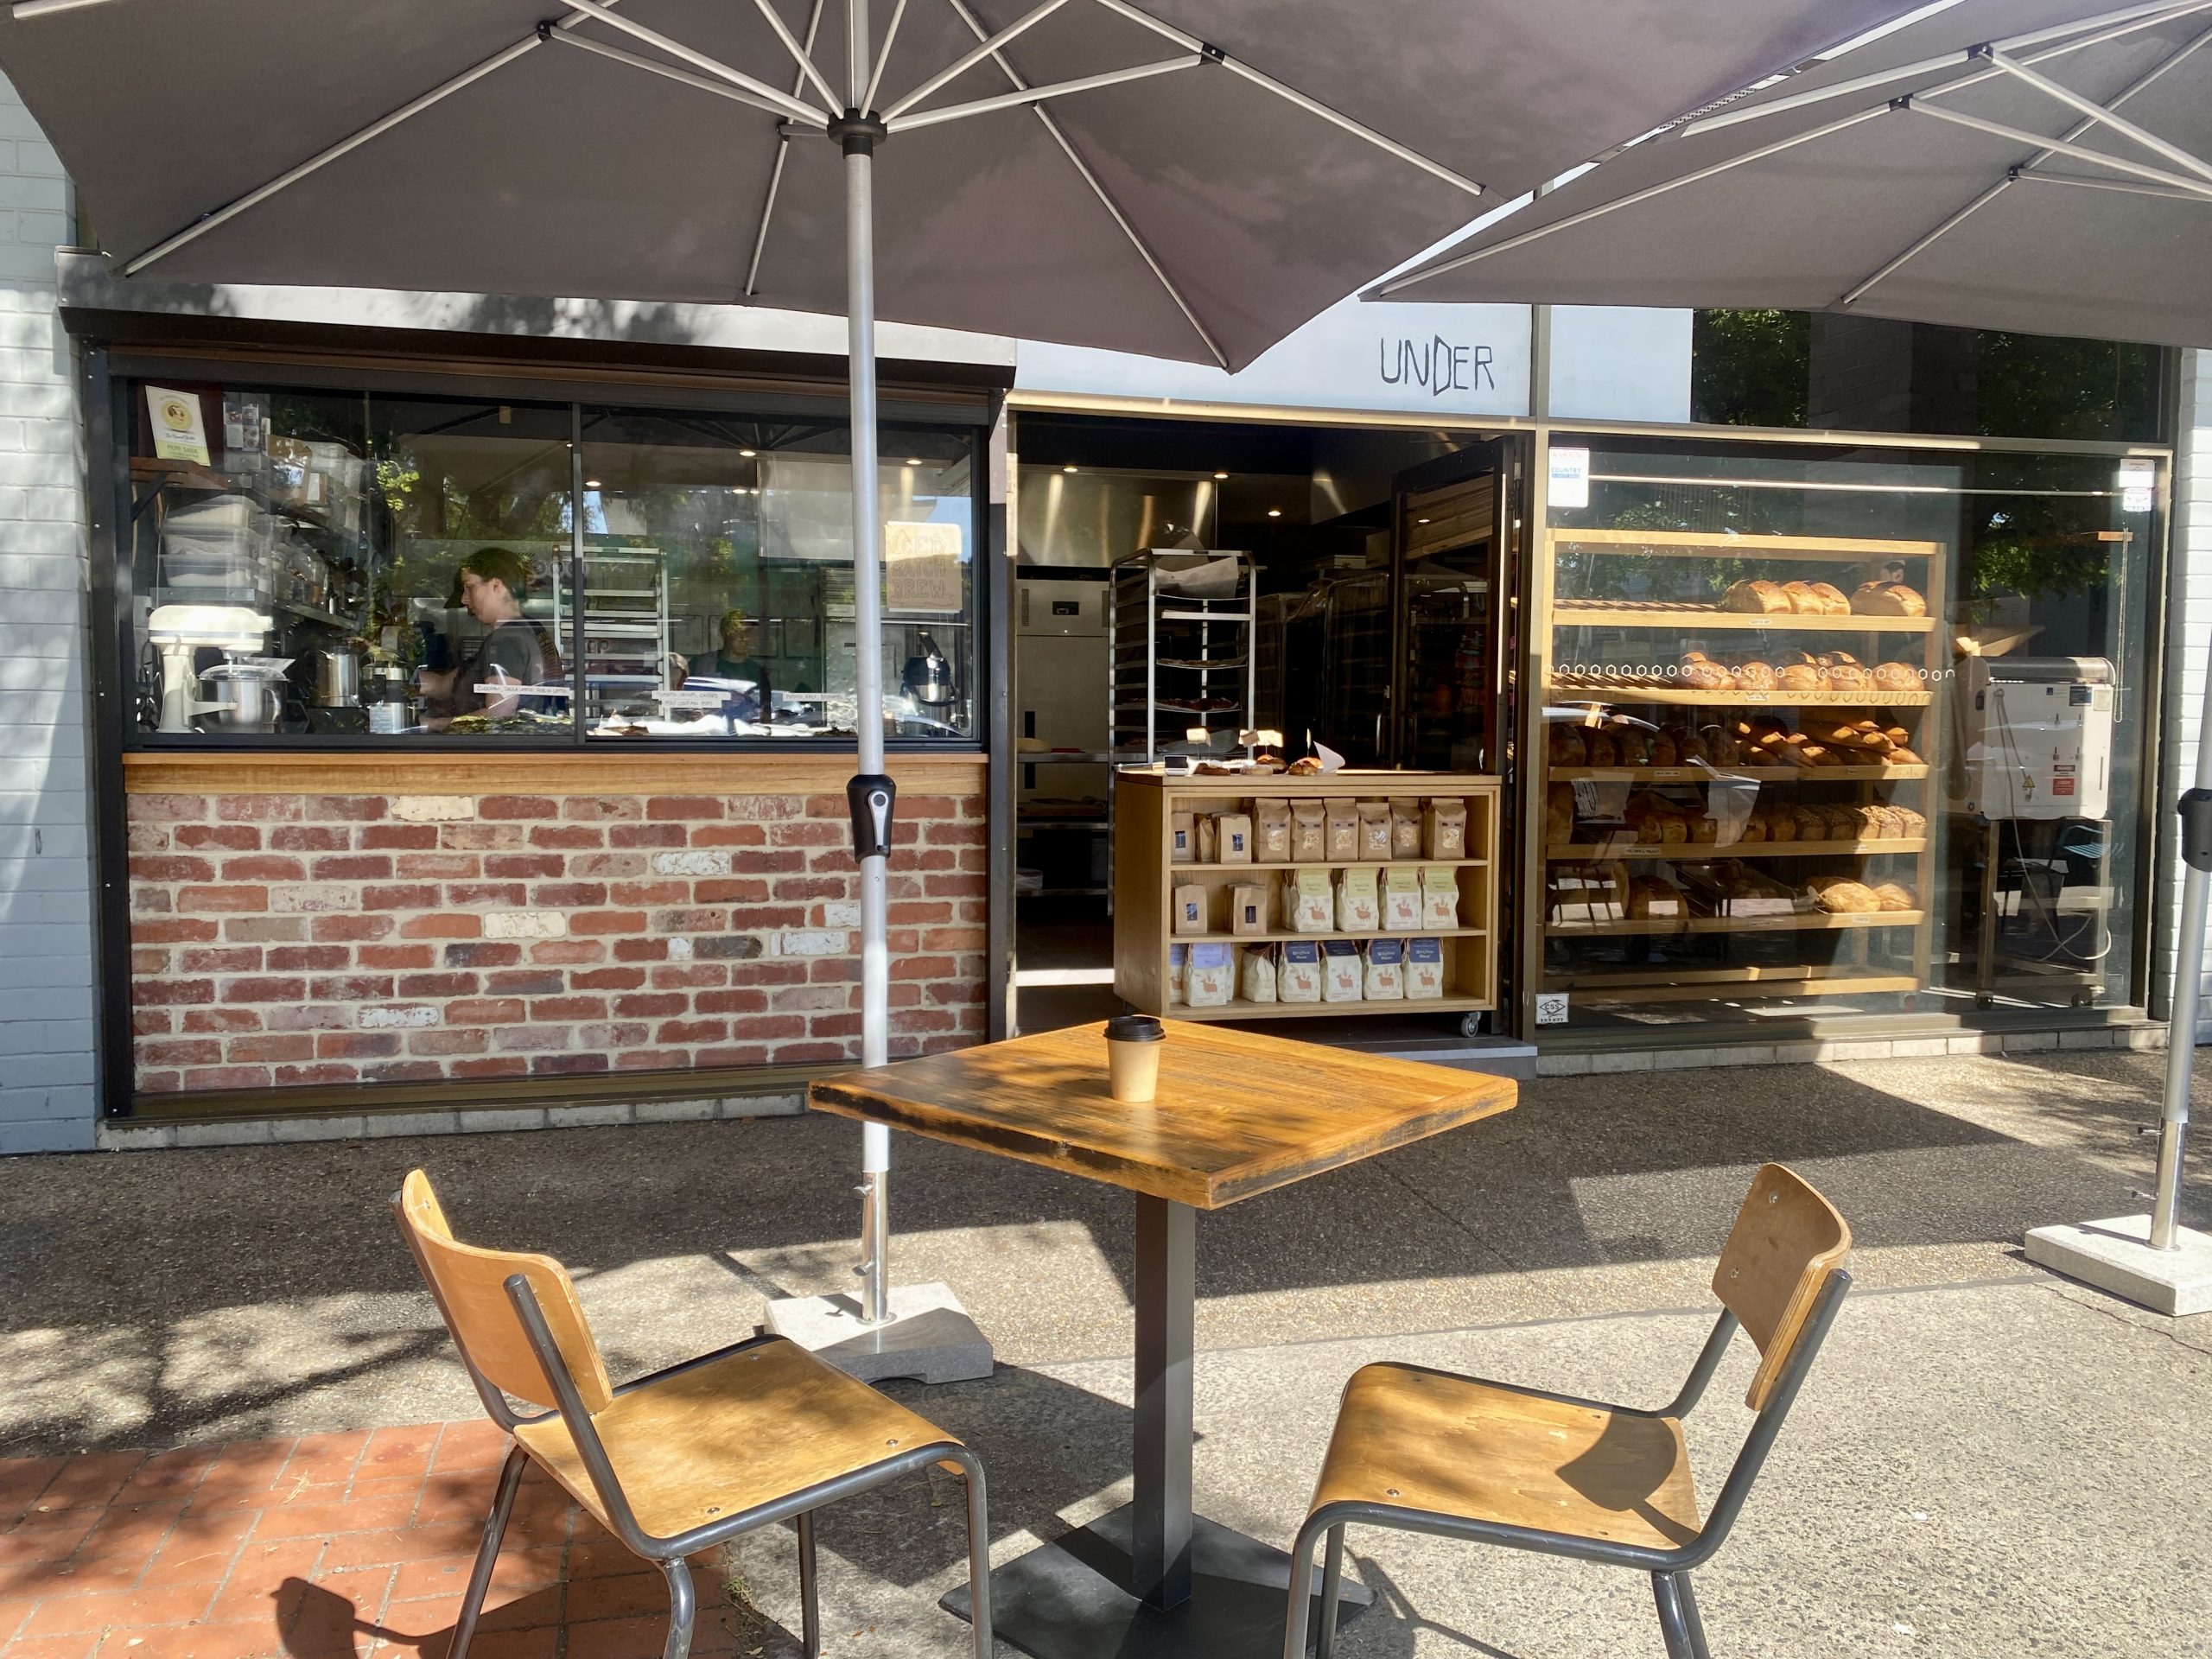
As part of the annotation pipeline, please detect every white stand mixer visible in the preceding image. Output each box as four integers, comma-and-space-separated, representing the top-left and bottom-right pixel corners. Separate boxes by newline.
146, 604, 273, 732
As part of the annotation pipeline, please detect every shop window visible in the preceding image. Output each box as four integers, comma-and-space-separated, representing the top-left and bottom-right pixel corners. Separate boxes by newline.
115, 380, 982, 745
1690, 312, 2168, 444
123, 384, 575, 741
1535, 435, 2158, 1031
576, 410, 976, 741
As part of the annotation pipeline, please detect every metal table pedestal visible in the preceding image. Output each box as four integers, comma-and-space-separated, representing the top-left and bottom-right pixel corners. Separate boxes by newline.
944, 1196, 1373, 1659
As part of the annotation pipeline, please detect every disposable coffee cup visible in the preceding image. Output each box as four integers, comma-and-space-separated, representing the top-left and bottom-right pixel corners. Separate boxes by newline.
1104, 1014, 1166, 1103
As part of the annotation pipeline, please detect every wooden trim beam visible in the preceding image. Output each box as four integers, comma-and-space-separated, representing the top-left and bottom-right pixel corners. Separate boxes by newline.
123, 750, 988, 796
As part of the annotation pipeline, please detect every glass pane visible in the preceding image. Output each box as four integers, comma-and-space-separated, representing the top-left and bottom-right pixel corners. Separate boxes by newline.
123, 382, 575, 739
1535, 436, 2155, 1033
576, 409, 976, 741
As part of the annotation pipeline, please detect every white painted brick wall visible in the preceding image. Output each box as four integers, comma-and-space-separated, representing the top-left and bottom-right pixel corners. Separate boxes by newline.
2171, 351, 2212, 1044
0, 71, 94, 1153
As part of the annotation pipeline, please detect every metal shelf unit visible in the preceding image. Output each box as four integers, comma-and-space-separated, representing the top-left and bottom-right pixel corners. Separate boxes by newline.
1108, 552, 1258, 763
554, 547, 671, 725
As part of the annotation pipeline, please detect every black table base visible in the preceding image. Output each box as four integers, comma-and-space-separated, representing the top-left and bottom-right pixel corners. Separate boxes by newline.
942, 1502, 1374, 1659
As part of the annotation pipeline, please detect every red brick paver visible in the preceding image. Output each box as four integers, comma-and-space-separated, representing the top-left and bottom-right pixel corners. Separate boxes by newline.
0, 1424, 748, 1657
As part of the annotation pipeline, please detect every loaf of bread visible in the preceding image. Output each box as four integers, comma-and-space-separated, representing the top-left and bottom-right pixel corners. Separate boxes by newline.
1586, 729, 1619, 766
1765, 804, 1797, 843
1732, 659, 1779, 692
1549, 724, 1588, 766
1784, 581, 1852, 616
1872, 661, 1922, 692
1891, 804, 1928, 836
1649, 731, 1680, 768
1883, 747, 1925, 766
1617, 728, 1654, 767
1738, 808, 1770, 844
1852, 581, 1927, 617
1720, 578, 1791, 613
1546, 782, 1575, 846
1808, 876, 1883, 913
1819, 804, 1863, 841
1823, 655, 1872, 692
1789, 805, 1828, 841
1627, 876, 1688, 924
1628, 791, 1688, 845
1676, 730, 1710, 766
1679, 651, 1734, 690
1776, 662, 1826, 693
1872, 881, 1916, 912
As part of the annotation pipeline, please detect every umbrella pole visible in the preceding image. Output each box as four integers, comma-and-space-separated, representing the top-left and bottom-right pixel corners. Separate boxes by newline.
2152, 629, 2212, 1248
843, 0, 894, 1326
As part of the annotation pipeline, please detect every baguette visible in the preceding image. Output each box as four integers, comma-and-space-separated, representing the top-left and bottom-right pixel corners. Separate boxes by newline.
1883, 747, 1925, 766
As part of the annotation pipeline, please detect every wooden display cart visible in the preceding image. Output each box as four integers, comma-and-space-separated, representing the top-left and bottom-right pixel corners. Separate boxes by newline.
1114, 771, 1501, 1023
1535, 529, 1945, 1006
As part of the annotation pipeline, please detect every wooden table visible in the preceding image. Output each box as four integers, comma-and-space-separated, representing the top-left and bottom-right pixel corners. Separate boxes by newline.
811, 1020, 1516, 1659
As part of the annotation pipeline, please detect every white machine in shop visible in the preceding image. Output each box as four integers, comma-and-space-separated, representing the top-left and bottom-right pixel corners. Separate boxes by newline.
1965, 655, 2115, 822
146, 603, 272, 733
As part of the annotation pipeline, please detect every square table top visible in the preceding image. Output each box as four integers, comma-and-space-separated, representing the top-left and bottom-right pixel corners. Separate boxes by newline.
809, 1020, 1516, 1210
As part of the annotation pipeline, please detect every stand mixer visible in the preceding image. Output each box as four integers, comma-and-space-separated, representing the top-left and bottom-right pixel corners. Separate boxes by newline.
146, 604, 274, 732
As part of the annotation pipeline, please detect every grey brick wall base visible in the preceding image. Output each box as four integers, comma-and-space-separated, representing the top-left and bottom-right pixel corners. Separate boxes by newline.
93, 1093, 806, 1152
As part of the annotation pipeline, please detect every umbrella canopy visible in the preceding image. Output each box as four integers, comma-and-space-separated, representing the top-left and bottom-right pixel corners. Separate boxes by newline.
3, 0, 1907, 372
1373, 0, 2212, 349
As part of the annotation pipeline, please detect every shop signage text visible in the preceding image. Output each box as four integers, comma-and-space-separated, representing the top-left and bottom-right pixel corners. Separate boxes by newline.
1377, 334, 1497, 396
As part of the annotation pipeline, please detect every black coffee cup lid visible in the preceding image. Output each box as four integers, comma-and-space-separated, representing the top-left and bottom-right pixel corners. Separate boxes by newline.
1105, 1014, 1165, 1043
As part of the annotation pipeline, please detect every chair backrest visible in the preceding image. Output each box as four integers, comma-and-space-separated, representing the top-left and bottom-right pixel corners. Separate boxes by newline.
394, 1168, 614, 1415
1712, 1162, 1852, 1412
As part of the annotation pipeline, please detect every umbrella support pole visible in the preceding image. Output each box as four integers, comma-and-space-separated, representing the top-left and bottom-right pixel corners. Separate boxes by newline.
765, 4, 994, 1382
2026, 627, 2212, 1316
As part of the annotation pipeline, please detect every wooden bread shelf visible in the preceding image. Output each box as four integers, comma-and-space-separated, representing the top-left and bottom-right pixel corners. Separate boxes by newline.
1548, 766, 1930, 783
1116, 772, 1501, 1020
1167, 994, 1494, 1022
1548, 683, 1933, 709
1553, 606, 1935, 633
1547, 838, 1926, 859
1546, 909, 1923, 937
1537, 524, 1947, 1017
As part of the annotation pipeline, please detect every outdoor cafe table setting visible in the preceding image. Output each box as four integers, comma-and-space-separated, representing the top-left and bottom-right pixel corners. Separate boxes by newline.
810, 1016, 1517, 1659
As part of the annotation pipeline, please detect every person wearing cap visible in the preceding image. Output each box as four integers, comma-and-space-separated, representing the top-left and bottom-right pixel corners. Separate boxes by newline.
686, 607, 773, 721
419, 546, 562, 728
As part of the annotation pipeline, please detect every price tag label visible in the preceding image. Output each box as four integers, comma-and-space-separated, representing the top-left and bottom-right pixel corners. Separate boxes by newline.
652, 690, 731, 710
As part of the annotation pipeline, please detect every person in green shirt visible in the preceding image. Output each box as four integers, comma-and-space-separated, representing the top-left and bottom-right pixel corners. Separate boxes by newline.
686, 607, 773, 721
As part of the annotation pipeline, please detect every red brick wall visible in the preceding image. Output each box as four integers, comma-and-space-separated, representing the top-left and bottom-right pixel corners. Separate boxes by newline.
124, 784, 987, 1096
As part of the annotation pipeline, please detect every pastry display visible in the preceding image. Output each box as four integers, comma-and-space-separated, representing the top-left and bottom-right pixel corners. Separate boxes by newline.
1852, 581, 1927, 616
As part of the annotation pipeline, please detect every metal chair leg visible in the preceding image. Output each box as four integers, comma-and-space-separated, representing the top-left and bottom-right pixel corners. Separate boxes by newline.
661, 1556, 697, 1659
797, 1510, 820, 1659
953, 1450, 994, 1659
1315, 1524, 1346, 1659
1653, 1571, 1712, 1659
1281, 1516, 1327, 1659
448, 1443, 526, 1659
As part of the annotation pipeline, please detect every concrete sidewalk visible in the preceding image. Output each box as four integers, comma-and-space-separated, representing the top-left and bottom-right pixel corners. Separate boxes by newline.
1, 1046, 2209, 1656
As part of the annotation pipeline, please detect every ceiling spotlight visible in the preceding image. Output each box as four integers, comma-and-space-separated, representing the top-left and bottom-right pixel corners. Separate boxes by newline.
1063, 464, 1078, 474
1417, 517, 1431, 524
1267, 508, 1282, 518
739, 448, 757, 458
583, 478, 601, 489
1212, 471, 1229, 480
906, 457, 922, 467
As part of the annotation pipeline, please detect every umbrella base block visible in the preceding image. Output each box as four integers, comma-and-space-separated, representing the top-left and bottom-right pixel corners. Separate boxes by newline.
2025, 1214, 2212, 1317
761, 1281, 995, 1383
941, 1503, 1375, 1659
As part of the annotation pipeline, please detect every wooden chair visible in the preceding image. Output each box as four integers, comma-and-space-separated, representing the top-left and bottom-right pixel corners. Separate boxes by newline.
391, 1168, 993, 1659
1282, 1162, 1852, 1659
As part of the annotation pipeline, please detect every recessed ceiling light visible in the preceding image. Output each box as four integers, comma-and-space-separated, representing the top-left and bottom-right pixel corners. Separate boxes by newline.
1212, 471, 1229, 480
583, 478, 601, 489
906, 458, 922, 467
1063, 464, 1078, 474
739, 448, 757, 458
1417, 517, 1431, 524
1267, 508, 1282, 518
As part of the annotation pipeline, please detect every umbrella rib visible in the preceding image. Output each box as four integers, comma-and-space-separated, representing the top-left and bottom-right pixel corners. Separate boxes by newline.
882, 0, 1069, 121
559, 0, 831, 124
862, 0, 912, 113
2023, 169, 2212, 201
557, 32, 810, 120
938, 0, 1227, 368
119, 10, 601, 276
747, 0, 830, 297
1983, 48, 2212, 184
887, 57, 1200, 130
1682, 0, 2212, 137
1085, 0, 1484, 198
746, 0, 844, 113
1375, 105, 1887, 296
1840, 18, 2212, 306
1902, 99, 2212, 199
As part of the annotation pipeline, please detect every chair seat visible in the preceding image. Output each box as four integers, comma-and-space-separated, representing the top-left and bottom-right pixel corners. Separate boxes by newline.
515, 1336, 961, 1542
1310, 1362, 1700, 1553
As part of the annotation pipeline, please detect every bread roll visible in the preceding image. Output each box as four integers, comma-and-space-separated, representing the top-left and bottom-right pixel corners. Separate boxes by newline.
1872, 661, 1921, 692
1720, 578, 1791, 614
1872, 881, 1916, 912
1852, 581, 1927, 617
1808, 876, 1882, 914
1732, 659, 1779, 692
1776, 663, 1826, 693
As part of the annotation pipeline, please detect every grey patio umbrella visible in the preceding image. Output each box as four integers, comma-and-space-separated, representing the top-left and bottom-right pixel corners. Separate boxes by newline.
1376, 0, 2212, 1281
0, 0, 1911, 1327
1373, 0, 2212, 347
